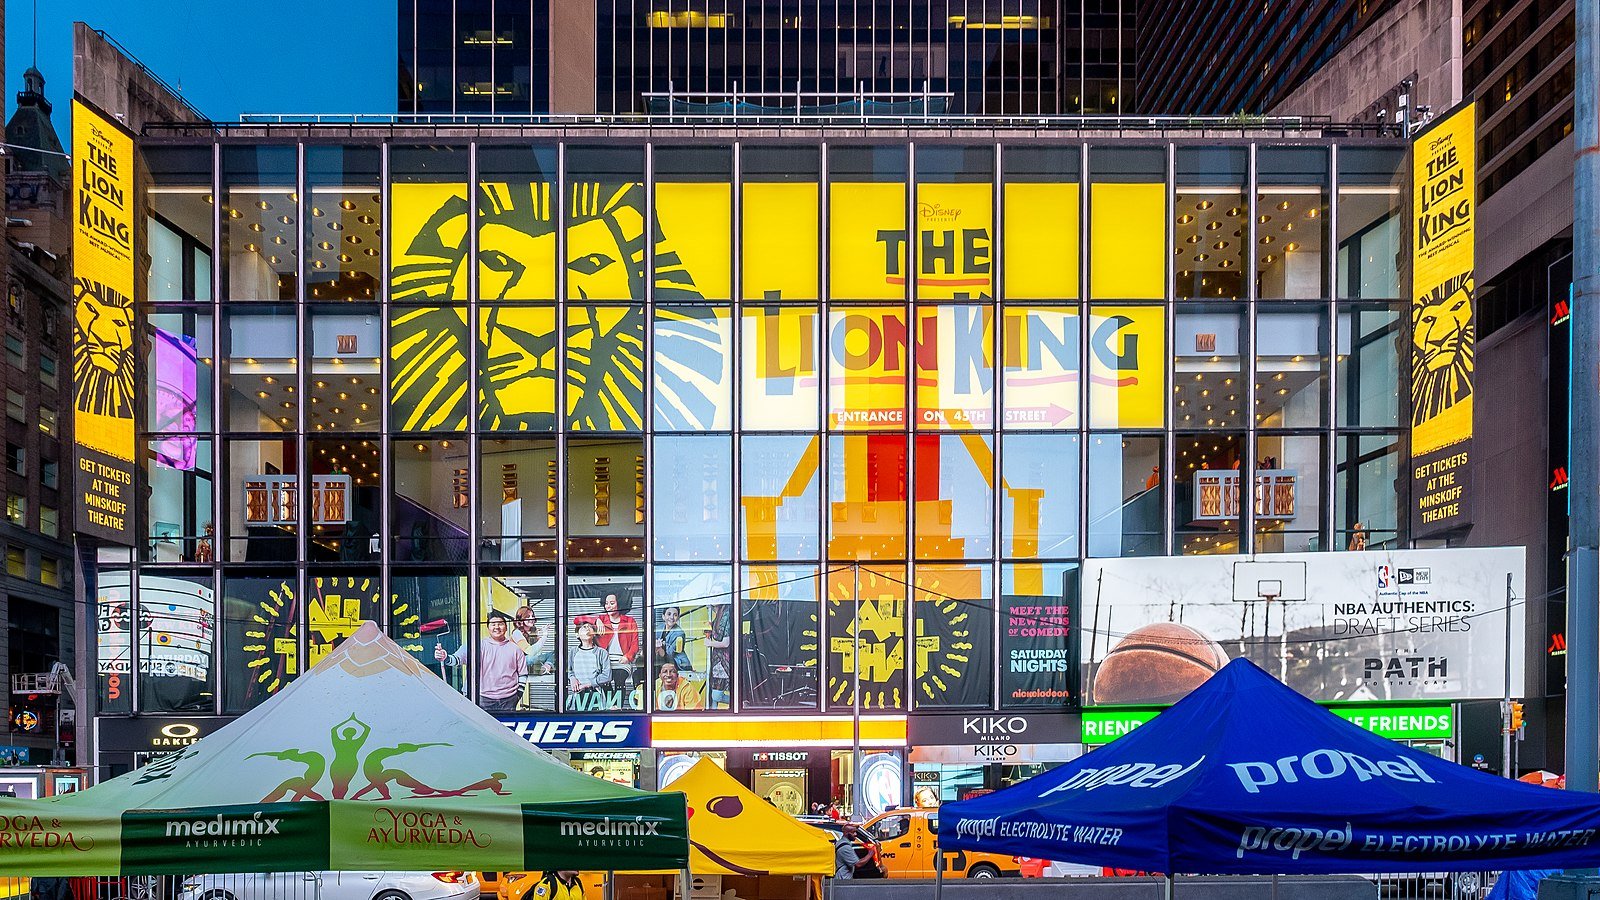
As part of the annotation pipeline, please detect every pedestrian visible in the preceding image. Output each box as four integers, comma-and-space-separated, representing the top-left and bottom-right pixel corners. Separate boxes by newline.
532, 871, 584, 900
826, 800, 843, 821
835, 825, 870, 879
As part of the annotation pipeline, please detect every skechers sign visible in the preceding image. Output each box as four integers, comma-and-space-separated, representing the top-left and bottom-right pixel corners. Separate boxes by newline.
498, 716, 646, 748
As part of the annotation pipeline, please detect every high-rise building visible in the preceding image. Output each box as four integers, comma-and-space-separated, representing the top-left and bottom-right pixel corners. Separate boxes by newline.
401, 0, 1134, 116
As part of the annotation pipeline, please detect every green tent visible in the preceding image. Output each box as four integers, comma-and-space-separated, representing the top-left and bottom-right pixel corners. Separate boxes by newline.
0, 622, 688, 876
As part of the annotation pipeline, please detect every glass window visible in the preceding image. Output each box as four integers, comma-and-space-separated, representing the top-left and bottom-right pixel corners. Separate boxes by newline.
390, 145, 469, 302
39, 506, 58, 539
221, 145, 297, 301
826, 565, 908, 711
1174, 432, 1245, 555
37, 406, 55, 436
742, 146, 820, 301
1257, 147, 1330, 300
1173, 304, 1246, 430
1089, 147, 1165, 300
914, 434, 993, 560
916, 305, 994, 429
306, 438, 380, 562
567, 305, 644, 431
1175, 148, 1247, 300
740, 565, 820, 710
1336, 148, 1405, 300
829, 306, 909, 430
566, 570, 645, 711
225, 439, 297, 562
476, 570, 557, 711
828, 435, 908, 560
740, 434, 821, 561
740, 305, 820, 430
391, 570, 470, 695
222, 307, 296, 433
654, 306, 732, 431
41, 459, 57, 489
652, 565, 734, 710
914, 146, 994, 302
392, 439, 472, 562
652, 435, 733, 561
1257, 306, 1329, 428
1255, 434, 1325, 553
1337, 302, 1402, 428
5, 494, 25, 527
829, 146, 908, 301
1087, 305, 1166, 429
1002, 433, 1080, 559
130, 572, 214, 713
1002, 145, 1080, 301
146, 145, 213, 303
391, 306, 469, 431
478, 304, 556, 431
912, 563, 993, 709
305, 146, 382, 301
655, 146, 732, 302
999, 562, 1077, 708
567, 438, 645, 559
565, 146, 647, 301
146, 308, 213, 436
96, 571, 133, 713
478, 146, 559, 301
1087, 433, 1162, 557
1336, 434, 1404, 550
221, 572, 298, 713
1002, 305, 1079, 429
480, 439, 558, 562
144, 438, 214, 563
308, 305, 382, 433
304, 571, 380, 666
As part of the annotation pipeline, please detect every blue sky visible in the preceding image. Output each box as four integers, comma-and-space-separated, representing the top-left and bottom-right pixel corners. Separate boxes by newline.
10, 0, 395, 141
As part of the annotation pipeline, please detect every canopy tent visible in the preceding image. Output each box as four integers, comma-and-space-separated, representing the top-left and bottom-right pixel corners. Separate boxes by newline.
0, 622, 688, 876
670, 758, 834, 877
943, 658, 1600, 875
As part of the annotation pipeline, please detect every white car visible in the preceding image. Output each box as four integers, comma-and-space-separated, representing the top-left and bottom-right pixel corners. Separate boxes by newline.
179, 872, 478, 900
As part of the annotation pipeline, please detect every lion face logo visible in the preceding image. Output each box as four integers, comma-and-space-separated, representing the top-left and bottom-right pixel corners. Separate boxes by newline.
73, 277, 135, 418
1411, 274, 1474, 426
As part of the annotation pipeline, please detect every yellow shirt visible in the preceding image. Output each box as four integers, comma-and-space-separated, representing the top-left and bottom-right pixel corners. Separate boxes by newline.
531, 873, 583, 900
653, 676, 704, 710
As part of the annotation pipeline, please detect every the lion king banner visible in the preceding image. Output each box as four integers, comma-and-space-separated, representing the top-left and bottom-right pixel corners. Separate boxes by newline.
1410, 102, 1476, 537
72, 99, 138, 544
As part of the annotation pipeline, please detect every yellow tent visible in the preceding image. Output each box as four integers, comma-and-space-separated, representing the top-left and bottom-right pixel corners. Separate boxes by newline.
674, 758, 836, 877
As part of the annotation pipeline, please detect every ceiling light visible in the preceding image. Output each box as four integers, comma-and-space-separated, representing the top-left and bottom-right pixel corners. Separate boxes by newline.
329, 222, 345, 231
1278, 200, 1291, 210
1196, 200, 1213, 210
340, 199, 357, 210
256, 200, 271, 210
1177, 214, 1194, 225
1213, 241, 1228, 250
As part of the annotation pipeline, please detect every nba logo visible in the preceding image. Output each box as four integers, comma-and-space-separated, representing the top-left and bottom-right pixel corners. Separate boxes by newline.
1377, 566, 1392, 588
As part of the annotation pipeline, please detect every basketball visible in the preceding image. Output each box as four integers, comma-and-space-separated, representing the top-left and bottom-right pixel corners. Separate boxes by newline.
1093, 622, 1229, 704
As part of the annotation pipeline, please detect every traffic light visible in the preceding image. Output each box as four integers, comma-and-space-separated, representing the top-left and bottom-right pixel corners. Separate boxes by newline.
1511, 701, 1525, 732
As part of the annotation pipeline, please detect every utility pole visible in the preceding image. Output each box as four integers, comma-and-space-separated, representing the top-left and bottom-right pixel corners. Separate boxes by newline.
1503, 574, 1513, 778
1568, 0, 1600, 797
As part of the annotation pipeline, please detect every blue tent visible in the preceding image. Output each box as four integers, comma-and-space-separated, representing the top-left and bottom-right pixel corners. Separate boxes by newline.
943, 658, 1600, 874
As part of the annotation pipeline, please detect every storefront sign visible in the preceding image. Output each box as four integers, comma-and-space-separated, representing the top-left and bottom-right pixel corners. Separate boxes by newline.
96, 716, 232, 753
1081, 547, 1524, 703
1082, 704, 1453, 745
999, 581, 1079, 708
1410, 101, 1477, 537
909, 712, 1080, 747
751, 750, 811, 764
907, 743, 1080, 764
71, 98, 138, 545
1080, 709, 1162, 745
498, 715, 648, 748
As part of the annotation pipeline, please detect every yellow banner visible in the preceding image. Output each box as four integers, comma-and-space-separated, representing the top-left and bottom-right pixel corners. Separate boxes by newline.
72, 99, 137, 542
1005, 182, 1079, 300
1088, 306, 1166, 429
830, 182, 906, 299
743, 182, 819, 299
1090, 182, 1165, 299
914, 182, 993, 300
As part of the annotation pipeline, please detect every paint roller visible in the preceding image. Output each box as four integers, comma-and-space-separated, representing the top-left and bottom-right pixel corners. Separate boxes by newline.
421, 618, 452, 679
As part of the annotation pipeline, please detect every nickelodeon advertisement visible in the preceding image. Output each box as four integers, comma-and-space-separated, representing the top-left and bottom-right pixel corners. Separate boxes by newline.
72, 99, 137, 544
1410, 103, 1476, 536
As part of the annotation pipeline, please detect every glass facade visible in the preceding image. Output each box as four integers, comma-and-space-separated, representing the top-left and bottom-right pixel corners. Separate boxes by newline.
105, 135, 1405, 719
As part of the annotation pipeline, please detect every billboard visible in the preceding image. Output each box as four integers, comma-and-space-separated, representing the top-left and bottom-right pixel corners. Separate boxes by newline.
72, 99, 138, 543
1080, 547, 1525, 704
1410, 102, 1476, 536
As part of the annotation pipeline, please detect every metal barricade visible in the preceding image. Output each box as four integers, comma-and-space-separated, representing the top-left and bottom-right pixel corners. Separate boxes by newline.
1365, 871, 1496, 899
0, 875, 323, 900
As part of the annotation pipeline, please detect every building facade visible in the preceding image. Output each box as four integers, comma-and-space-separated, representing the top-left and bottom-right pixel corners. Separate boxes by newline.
91, 124, 1417, 808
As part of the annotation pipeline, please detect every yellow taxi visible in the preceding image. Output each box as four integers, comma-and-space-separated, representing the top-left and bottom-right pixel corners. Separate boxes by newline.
860, 808, 1021, 879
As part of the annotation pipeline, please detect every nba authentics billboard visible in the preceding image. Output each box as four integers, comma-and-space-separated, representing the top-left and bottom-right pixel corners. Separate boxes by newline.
1080, 547, 1524, 705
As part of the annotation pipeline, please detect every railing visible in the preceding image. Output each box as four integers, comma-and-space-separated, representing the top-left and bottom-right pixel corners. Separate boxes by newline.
10, 673, 57, 694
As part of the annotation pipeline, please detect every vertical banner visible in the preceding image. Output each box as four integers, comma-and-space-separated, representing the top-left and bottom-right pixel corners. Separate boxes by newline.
1410, 103, 1477, 536
72, 99, 138, 543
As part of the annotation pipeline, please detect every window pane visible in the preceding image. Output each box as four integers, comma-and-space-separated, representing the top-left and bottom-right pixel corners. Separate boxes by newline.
652, 435, 733, 561
567, 438, 645, 559
309, 305, 382, 433
1089, 147, 1165, 300
1002, 146, 1080, 301
146, 145, 213, 302
1087, 306, 1166, 429
1002, 433, 1079, 559
741, 565, 820, 710
1337, 149, 1405, 300
655, 146, 732, 301
566, 147, 646, 301
1002, 305, 1079, 429
826, 565, 907, 711
222, 307, 296, 433
1175, 147, 1247, 300
567, 305, 644, 431
1000, 562, 1078, 708
131, 572, 214, 713
828, 435, 908, 561
654, 306, 732, 431
829, 146, 908, 301
390, 145, 469, 302
305, 146, 382, 301
567, 571, 645, 711
307, 438, 380, 562
305, 571, 380, 666
1173, 304, 1245, 430
912, 563, 993, 709
146, 309, 213, 435
1257, 306, 1329, 429
1337, 303, 1401, 428
914, 434, 993, 559
391, 571, 470, 696
144, 438, 214, 563
913, 145, 994, 302
392, 439, 471, 562
221, 145, 296, 301
740, 434, 821, 561
829, 306, 909, 430
743, 147, 820, 301
221, 572, 298, 713
1175, 432, 1245, 555
480, 305, 557, 431
478, 570, 557, 711
480, 439, 558, 562
1336, 434, 1403, 550
1087, 433, 1162, 557
478, 145, 559, 301
1256, 434, 1325, 553
740, 305, 820, 430
226, 439, 297, 562
390, 306, 469, 431
96, 571, 132, 713
1257, 147, 1330, 300
915, 306, 993, 429
652, 565, 734, 710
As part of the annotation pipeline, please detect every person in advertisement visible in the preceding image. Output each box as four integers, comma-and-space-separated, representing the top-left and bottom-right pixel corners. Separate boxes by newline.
515, 604, 556, 675
655, 605, 693, 671
575, 593, 640, 694
705, 603, 732, 707
532, 871, 583, 900
567, 619, 614, 707
435, 609, 524, 711
653, 661, 704, 710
